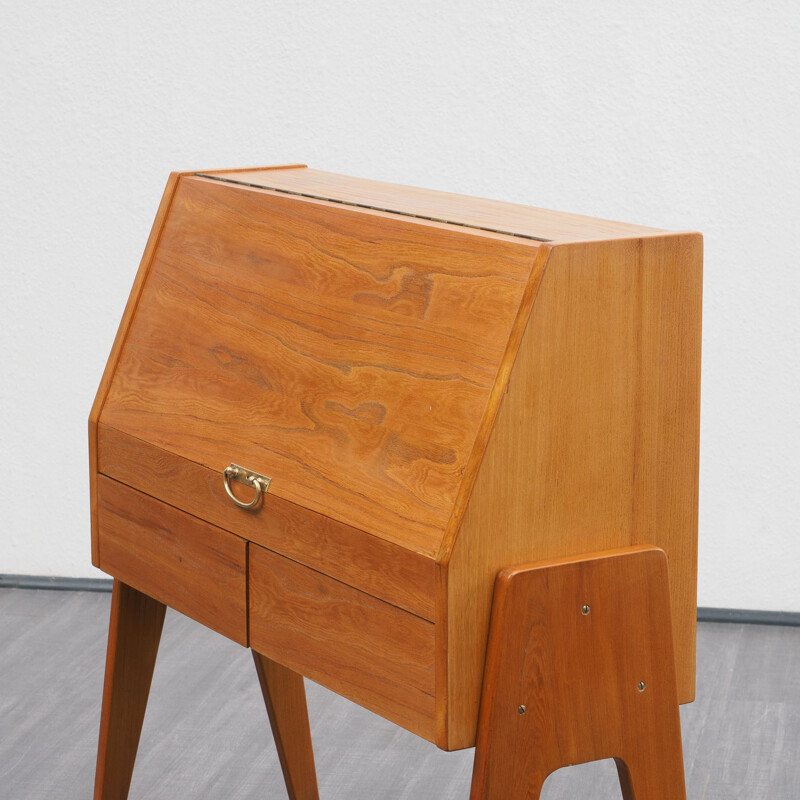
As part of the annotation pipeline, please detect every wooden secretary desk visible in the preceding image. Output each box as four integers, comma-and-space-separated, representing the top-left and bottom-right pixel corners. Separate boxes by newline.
89, 165, 702, 799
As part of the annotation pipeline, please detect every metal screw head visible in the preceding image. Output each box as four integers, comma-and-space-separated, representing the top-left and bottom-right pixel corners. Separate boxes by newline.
581, 605, 591, 615
637, 681, 647, 692
518, 705, 527, 715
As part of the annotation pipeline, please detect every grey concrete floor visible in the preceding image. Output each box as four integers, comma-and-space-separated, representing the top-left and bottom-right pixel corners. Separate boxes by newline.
1, 587, 798, 799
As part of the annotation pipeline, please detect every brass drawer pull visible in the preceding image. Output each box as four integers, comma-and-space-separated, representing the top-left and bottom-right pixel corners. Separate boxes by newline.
223, 464, 271, 509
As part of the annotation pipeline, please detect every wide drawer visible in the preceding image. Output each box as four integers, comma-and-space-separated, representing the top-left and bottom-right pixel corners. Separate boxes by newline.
95, 475, 248, 645
249, 543, 437, 742
97, 424, 436, 620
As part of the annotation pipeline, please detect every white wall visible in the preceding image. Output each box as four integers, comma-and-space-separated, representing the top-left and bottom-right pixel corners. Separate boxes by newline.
1, 1, 798, 611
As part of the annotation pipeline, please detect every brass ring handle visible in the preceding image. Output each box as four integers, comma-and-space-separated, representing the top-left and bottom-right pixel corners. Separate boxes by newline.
223, 466, 264, 509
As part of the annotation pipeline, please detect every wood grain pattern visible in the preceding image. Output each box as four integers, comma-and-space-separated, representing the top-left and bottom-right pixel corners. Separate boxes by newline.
97, 424, 435, 620
100, 175, 540, 556
431, 243, 551, 747
253, 651, 319, 800
470, 547, 685, 799
249, 544, 436, 741
89, 167, 701, 766
442, 235, 703, 749
202, 167, 668, 243
96, 475, 247, 645
89, 165, 312, 567
89, 172, 181, 567
93, 580, 166, 800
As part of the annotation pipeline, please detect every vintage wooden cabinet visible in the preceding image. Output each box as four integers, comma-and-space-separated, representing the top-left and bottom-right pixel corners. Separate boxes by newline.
90, 164, 702, 799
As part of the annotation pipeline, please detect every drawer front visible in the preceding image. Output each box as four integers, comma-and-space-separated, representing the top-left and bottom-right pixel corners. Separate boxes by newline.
96, 475, 248, 645
249, 544, 437, 742
97, 423, 436, 621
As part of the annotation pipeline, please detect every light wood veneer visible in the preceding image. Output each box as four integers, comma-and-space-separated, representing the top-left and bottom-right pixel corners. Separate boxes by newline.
89, 164, 701, 791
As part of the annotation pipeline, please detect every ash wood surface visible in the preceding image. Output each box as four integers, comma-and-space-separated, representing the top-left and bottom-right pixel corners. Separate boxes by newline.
93, 580, 166, 800
89, 172, 180, 566
96, 476, 247, 645
442, 234, 703, 749
97, 424, 435, 620
202, 167, 668, 243
252, 652, 319, 800
89, 166, 702, 769
470, 547, 685, 800
88, 165, 317, 567
249, 544, 436, 741
100, 175, 539, 556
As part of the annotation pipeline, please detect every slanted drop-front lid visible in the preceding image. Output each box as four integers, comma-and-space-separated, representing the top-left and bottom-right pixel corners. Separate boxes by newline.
100, 173, 541, 556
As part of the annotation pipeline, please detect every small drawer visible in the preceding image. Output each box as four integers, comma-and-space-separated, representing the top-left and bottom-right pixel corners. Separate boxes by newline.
249, 543, 437, 742
96, 475, 248, 645
97, 424, 436, 620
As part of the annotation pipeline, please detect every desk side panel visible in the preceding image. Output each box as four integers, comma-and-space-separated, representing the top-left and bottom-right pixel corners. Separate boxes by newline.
441, 234, 703, 749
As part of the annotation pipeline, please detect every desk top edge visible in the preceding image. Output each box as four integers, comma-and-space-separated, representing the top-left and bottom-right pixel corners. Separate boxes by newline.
194, 165, 671, 244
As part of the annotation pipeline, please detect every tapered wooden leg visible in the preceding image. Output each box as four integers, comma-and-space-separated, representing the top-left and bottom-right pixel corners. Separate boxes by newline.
94, 580, 166, 800
253, 651, 319, 800
615, 749, 687, 800
470, 546, 686, 800
616, 757, 637, 800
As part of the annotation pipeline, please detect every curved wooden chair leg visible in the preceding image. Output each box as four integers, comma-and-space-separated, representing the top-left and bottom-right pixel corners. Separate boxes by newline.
470, 547, 686, 800
94, 580, 166, 800
253, 651, 319, 800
